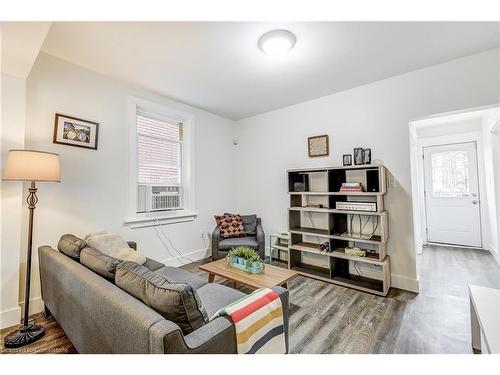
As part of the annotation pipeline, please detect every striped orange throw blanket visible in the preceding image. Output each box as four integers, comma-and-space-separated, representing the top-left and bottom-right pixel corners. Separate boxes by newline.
212, 288, 286, 354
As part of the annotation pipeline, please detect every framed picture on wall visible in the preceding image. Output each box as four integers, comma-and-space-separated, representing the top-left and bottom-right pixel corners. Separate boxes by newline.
308, 134, 329, 157
53, 113, 99, 150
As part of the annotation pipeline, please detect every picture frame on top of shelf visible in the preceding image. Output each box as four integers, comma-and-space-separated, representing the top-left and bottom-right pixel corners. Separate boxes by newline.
343, 154, 352, 166
363, 148, 372, 164
353, 147, 364, 165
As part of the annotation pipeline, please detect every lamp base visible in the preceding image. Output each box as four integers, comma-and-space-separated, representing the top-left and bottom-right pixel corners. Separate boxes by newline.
3, 323, 45, 348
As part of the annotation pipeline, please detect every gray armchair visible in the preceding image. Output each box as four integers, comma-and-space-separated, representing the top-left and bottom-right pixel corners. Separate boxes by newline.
212, 214, 265, 260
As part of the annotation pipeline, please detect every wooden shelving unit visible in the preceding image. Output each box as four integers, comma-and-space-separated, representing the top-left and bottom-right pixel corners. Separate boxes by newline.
287, 164, 390, 296
269, 233, 289, 264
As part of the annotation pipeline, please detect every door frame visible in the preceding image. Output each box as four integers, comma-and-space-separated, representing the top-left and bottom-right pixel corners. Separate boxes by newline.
422, 141, 483, 248
410, 130, 488, 253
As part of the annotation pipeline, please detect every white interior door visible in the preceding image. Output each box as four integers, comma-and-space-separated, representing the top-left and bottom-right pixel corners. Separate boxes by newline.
423, 142, 482, 247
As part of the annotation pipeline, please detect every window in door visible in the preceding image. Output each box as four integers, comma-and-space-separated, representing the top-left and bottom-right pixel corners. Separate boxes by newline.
431, 150, 470, 198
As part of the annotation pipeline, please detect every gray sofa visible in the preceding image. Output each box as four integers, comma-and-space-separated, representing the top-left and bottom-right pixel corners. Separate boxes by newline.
38, 243, 289, 354
212, 214, 265, 260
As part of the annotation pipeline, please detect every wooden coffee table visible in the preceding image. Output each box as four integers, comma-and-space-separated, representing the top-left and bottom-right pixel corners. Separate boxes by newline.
199, 259, 298, 290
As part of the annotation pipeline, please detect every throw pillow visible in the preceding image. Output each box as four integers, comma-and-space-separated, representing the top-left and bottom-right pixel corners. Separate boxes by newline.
214, 214, 246, 238
225, 213, 257, 235
85, 231, 146, 265
80, 247, 122, 280
116, 262, 209, 335
57, 234, 87, 260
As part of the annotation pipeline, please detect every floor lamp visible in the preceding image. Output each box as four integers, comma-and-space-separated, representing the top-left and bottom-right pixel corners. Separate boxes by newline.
3, 149, 61, 348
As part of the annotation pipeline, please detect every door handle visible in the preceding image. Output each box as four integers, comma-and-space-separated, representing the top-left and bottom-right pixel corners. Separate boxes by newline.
472, 200, 478, 204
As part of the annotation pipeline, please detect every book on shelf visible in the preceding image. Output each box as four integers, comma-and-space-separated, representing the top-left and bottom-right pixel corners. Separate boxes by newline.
339, 188, 363, 192
339, 182, 364, 192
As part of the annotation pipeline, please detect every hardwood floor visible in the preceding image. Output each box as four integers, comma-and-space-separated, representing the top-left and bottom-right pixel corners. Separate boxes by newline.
0, 312, 76, 354
2, 244, 498, 354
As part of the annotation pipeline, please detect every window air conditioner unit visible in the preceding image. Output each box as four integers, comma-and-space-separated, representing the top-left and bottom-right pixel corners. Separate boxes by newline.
137, 184, 183, 212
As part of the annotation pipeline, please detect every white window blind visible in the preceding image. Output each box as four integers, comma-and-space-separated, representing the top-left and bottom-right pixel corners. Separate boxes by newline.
136, 106, 183, 185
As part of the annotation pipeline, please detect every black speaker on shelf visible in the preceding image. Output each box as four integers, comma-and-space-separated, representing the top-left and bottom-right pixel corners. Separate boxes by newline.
291, 173, 309, 192
294, 182, 306, 192
366, 169, 380, 192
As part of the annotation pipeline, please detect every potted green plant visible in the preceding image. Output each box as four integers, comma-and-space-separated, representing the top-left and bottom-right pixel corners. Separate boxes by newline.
225, 246, 264, 274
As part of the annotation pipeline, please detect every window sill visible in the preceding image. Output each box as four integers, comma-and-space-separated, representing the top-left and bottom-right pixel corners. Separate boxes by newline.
123, 210, 198, 229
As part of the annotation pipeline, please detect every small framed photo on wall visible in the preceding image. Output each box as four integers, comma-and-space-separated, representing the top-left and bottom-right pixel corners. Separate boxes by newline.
308, 134, 329, 157
53, 113, 99, 150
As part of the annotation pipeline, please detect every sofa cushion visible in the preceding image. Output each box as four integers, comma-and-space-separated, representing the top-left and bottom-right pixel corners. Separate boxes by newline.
57, 234, 87, 260
218, 236, 258, 250
225, 213, 257, 235
80, 247, 121, 280
155, 266, 208, 290
197, 283, 246, 318
143, 257, 165, 272
116, 262, 208, 334
214, 214, 246, 239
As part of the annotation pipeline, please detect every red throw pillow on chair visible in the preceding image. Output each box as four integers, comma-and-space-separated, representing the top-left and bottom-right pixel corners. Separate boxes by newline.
214, 214, 246, 238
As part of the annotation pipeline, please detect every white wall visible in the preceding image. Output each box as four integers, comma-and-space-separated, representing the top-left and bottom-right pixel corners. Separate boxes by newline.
481, 108, 500, 262
234, 49, 500, 292
494, 129, 500, 262
0, 74, 26, 328
22, 53, 236, 309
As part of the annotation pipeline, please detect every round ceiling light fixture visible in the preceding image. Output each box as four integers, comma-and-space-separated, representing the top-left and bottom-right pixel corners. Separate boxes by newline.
258, 30, 296, 57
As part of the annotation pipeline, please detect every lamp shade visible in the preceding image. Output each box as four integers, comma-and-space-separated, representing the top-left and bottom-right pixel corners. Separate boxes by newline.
3, 149, 60, 182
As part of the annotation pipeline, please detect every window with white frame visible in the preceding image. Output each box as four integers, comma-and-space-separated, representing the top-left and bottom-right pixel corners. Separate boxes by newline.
136, 106, 184, 213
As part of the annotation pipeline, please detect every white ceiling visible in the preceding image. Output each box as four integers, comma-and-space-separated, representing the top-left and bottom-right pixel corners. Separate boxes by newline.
41, 22, 499, 120
1, 22, 51, 78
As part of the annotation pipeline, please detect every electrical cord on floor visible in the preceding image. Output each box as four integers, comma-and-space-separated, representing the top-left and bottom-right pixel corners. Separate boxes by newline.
153, 223, 186, 265
159, 218, 196, 263
159, 221, 195, 263
153, 218, 194, 264
201, 232, 209, 249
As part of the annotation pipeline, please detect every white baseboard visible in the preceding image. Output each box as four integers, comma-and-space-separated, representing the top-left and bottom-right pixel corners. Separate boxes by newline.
161, 247, 210, 267
391, 274, 420, 293
0, 305, 21, 329
19, 296, 44, 316
1, 296, 44, 329
489, 244, 500, 266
